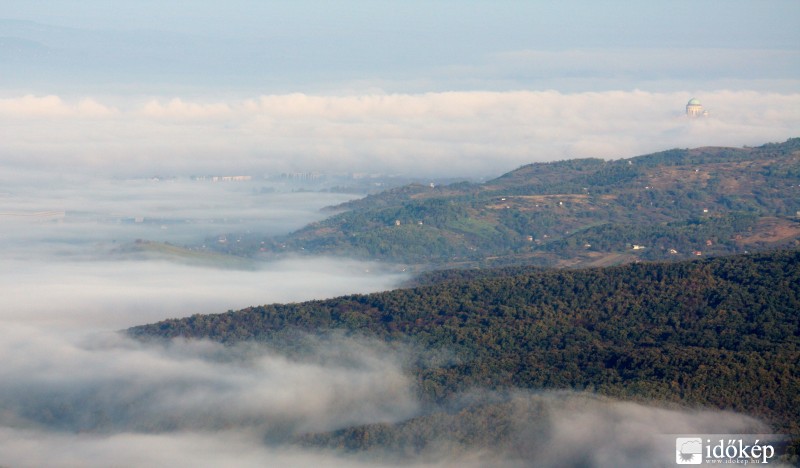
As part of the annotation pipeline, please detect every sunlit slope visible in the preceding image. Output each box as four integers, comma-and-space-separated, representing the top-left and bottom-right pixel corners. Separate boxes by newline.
129, 249, 800, 434
114, 239, 258, 270
243, 139, 800, 268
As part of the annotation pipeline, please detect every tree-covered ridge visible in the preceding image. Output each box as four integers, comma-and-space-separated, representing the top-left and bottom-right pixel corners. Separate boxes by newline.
228, 138, 800, 267
129, 249, 800, 434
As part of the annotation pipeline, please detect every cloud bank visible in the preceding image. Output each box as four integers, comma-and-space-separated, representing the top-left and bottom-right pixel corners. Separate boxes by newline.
0, 328, 420, 468
0, 328, 418, 434
412, 391, 776, 467
0, 177, 403, 329
1, 90, 797, 178
0, 342, 781, 468
0, 257, 408, 330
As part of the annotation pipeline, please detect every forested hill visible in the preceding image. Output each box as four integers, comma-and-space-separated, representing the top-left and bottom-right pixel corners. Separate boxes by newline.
222, 138, 800, 269
129, 249, 800, 435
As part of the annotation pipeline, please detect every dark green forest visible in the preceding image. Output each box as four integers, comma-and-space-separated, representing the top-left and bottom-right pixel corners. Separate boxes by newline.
130, 249, 800, 446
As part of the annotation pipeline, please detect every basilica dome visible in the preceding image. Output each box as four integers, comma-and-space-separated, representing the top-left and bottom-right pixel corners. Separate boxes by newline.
686, 98, 705, 117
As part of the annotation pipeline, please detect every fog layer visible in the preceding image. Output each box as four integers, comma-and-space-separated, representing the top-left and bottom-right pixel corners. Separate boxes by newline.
0, 178, 418, 466
2, 90, 798, 178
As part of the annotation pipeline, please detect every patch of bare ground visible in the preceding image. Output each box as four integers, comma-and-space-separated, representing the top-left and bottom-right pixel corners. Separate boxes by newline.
301, 226, 340, 237
578, 252, 637, 268
485, 194, 590, 210
645, 159, 775, 193
644, 167, 709, 190
735, 217, 800, 245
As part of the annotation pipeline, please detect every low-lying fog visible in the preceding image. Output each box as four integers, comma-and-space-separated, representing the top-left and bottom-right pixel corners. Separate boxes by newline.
0, 174, 782, 467
0, 175, 405, 329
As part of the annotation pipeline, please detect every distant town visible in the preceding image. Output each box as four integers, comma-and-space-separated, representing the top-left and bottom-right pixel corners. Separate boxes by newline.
146, 171, 473, 194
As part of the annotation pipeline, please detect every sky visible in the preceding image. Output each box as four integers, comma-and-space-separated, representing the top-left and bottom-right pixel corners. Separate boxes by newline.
0, 0, 798, 177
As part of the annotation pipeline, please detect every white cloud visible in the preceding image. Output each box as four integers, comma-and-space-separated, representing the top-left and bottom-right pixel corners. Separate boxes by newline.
0, 428, 400, 468
0, 94, 117, 118
0, 257, 408, 330
0, 326, 418, 431
0, 327, 419, 467
528, 393, 768, 467
0, 175, 419, 466
140, 98, 233, 120
0, 177, 404, 330
0, 377, 779, 467
0, 90, 796, 177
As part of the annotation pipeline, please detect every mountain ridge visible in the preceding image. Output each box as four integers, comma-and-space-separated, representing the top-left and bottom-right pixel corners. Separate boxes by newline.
216, 138, 800, 270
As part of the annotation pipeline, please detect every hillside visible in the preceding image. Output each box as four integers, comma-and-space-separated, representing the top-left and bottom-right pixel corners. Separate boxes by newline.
112, 239, 258, 269
129, 249, 800, 441
218, 138, 800, 269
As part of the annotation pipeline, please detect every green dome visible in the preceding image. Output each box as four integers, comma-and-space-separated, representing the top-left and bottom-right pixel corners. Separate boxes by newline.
687, 98, 702, 106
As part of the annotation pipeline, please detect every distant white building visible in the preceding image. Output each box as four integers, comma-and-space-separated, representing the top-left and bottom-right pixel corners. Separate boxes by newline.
686, 98, 708, 117
212, 175, 252, 182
